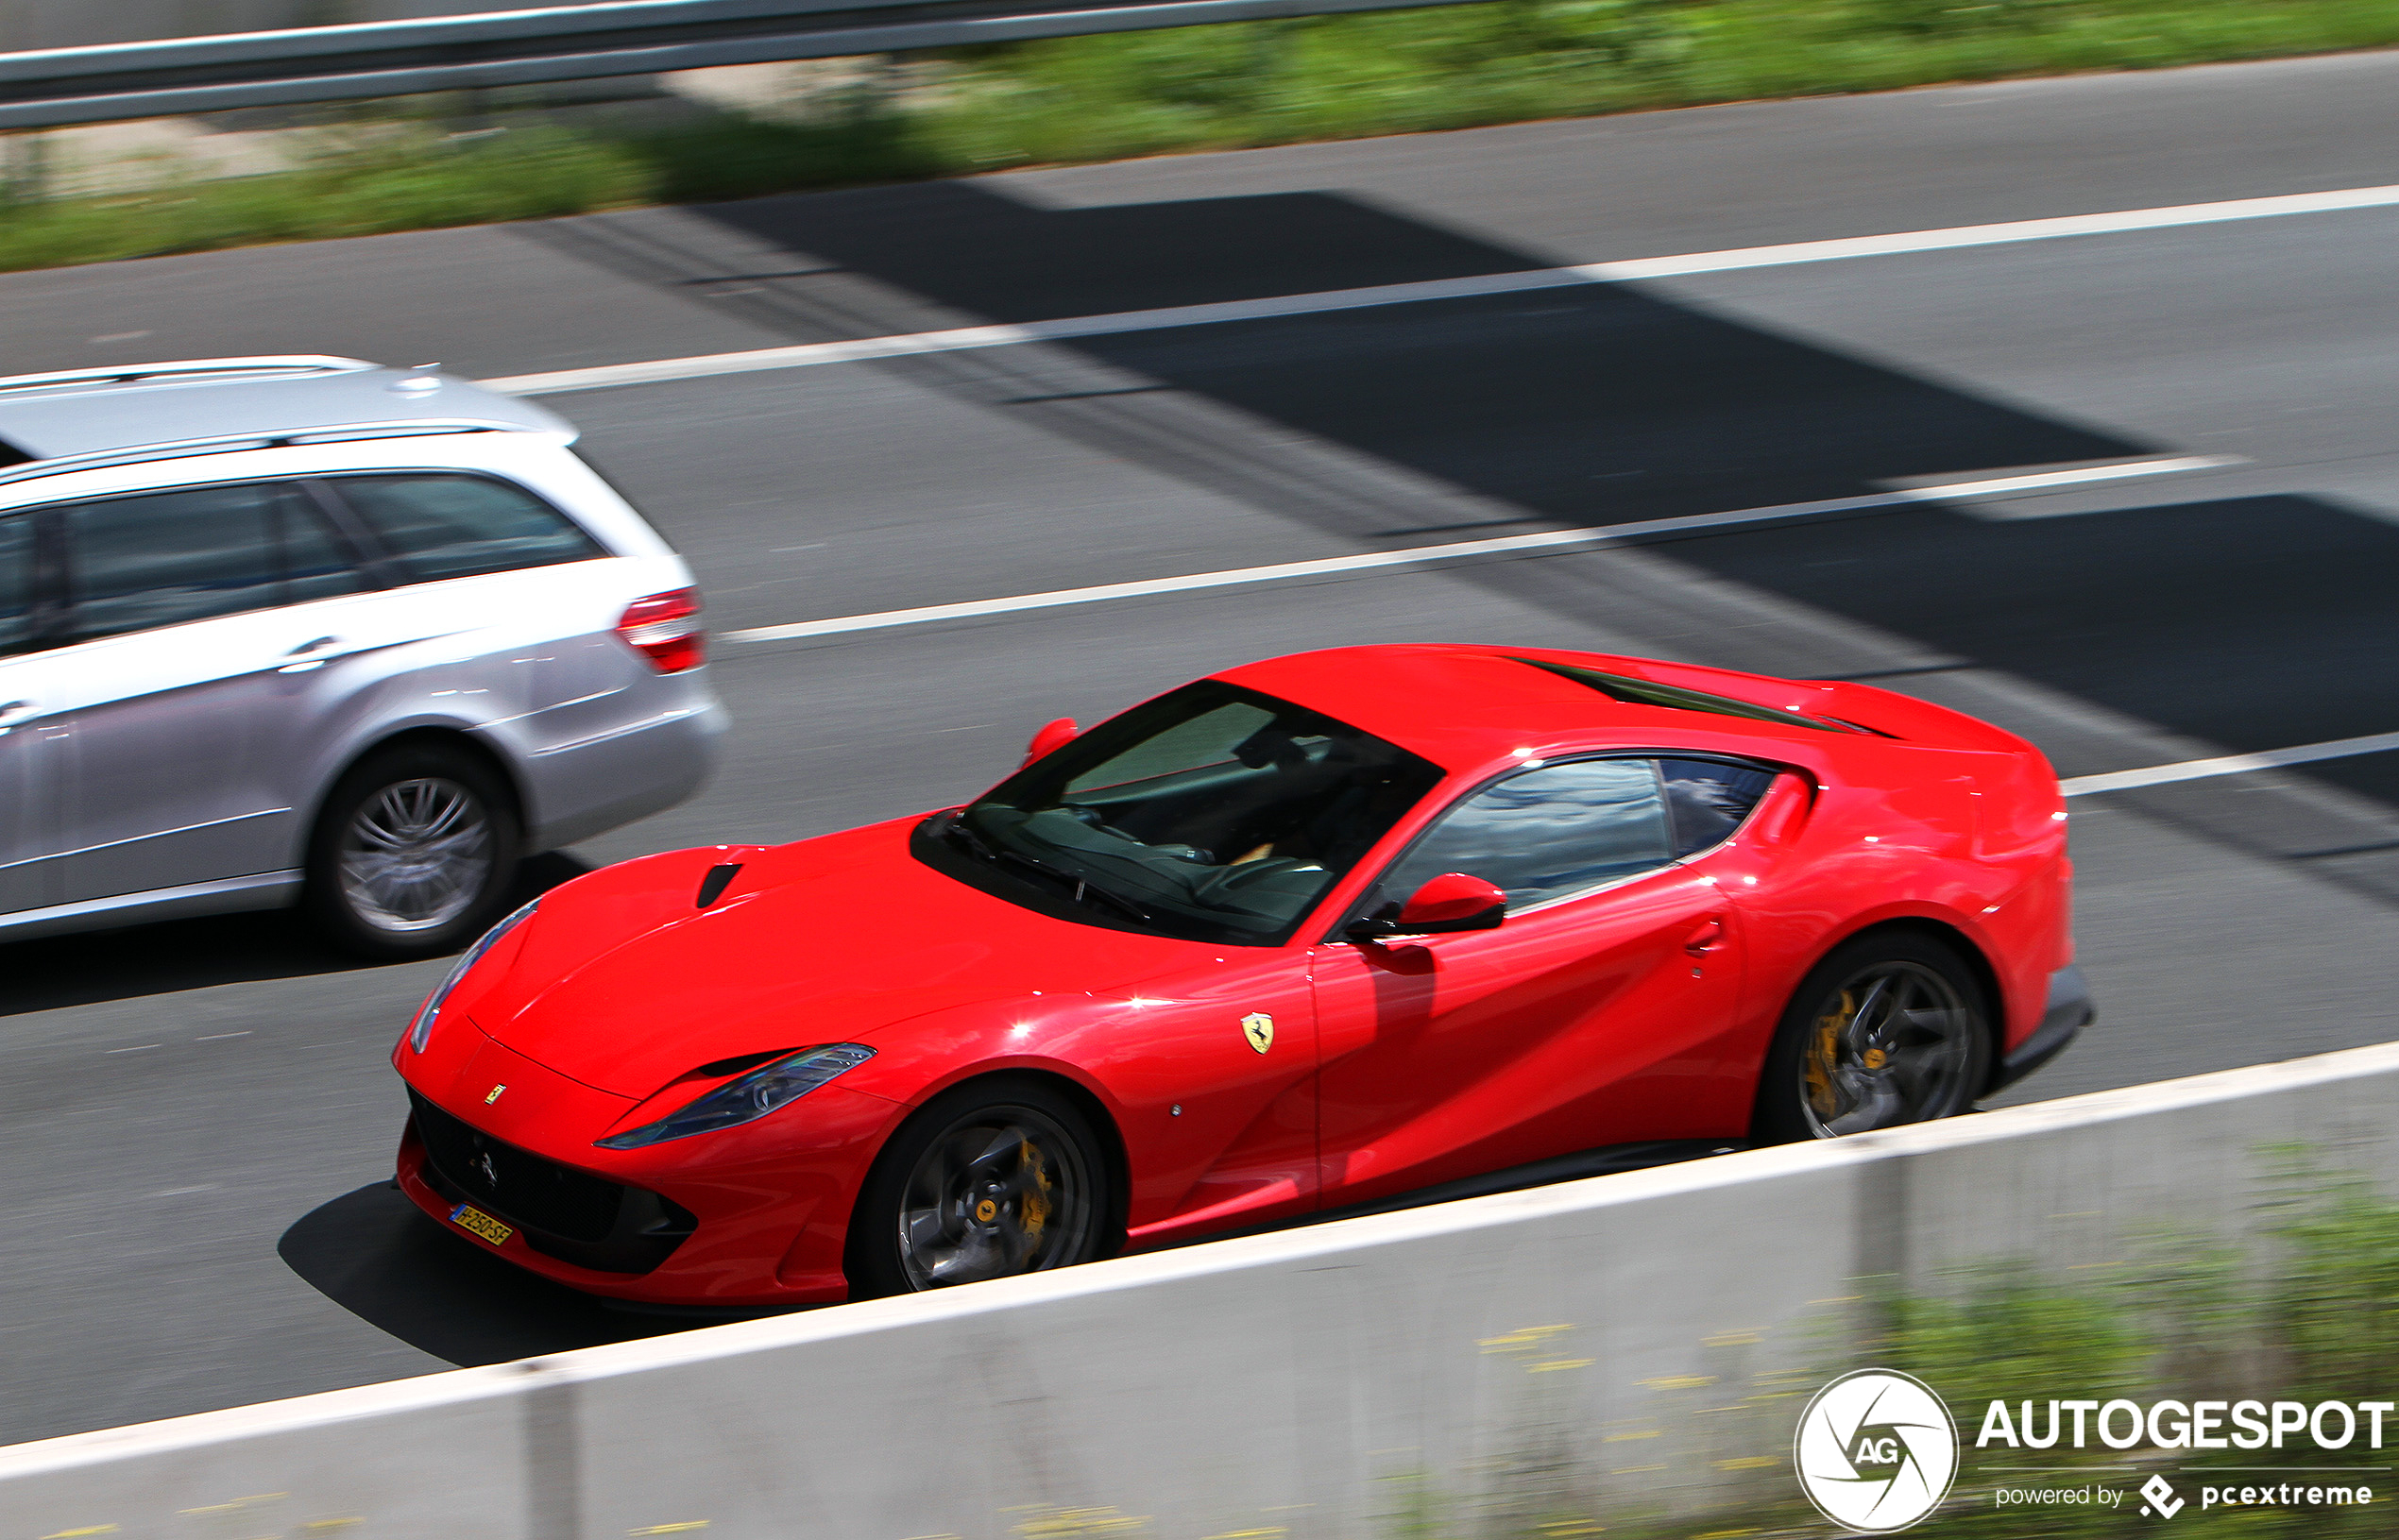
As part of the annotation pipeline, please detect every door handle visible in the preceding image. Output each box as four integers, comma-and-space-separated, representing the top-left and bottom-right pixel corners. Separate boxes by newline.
279, 636, 345, 673
0, 699, 33, 726
1682, 917, 1727, 956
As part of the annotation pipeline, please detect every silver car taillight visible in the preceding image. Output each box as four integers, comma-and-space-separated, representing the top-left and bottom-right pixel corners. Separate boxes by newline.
617, 588, 705, 672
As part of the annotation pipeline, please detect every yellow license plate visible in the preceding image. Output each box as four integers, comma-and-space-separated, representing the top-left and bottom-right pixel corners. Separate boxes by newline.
450, 1203, 514, 1246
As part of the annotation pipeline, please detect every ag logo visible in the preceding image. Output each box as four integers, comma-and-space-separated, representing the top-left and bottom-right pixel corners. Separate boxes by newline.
1793, 1368, 1959, 1532
1241, 1012, 1275, 1054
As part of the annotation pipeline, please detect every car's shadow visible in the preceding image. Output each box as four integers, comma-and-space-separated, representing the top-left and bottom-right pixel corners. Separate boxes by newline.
279, 1182, 789, 1365
0, 852, 593, 1019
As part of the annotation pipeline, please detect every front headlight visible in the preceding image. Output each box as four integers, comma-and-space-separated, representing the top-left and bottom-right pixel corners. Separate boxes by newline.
404, 900, 539, 1054
595, 1043, 876, 1150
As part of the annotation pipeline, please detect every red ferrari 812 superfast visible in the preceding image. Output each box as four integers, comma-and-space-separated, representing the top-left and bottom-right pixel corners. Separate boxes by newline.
392, 644, 2089, 1303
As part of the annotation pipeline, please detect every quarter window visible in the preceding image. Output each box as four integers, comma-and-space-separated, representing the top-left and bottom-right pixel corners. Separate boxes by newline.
331, 474, 603, 584
1372, 758, 1677, 914
1659, 757, 1778, 856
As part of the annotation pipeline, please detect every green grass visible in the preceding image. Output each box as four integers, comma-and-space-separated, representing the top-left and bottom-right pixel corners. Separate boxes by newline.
1791, 1168, 2399, 1537
5, 0, 2399, 272
1372, 1163, 2399, 1539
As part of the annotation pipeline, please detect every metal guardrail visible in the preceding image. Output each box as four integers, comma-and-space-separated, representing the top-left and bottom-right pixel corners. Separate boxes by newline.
0, 0, 1507, 130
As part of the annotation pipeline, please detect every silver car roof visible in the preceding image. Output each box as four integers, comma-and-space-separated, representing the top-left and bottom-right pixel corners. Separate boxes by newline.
0, 356, 571, 465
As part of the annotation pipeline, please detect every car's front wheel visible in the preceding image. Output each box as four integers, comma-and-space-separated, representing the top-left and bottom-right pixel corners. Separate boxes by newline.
1753, 932, 1993, 1142
303, 741, 521, 961
846, 1078, 1112, 1297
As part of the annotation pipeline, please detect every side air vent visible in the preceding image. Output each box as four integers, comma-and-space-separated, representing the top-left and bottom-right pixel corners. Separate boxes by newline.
695, 862, 741, 909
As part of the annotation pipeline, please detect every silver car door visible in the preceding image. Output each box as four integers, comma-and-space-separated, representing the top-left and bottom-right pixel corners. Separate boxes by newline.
299, 469, 619, 779
47, 482, 366, 903
0, 508, 59, 913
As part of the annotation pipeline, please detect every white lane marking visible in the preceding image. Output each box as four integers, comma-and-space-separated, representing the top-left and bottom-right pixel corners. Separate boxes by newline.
722, 456, 2230, 644
482, 182, 2399, 397
2062, 730, 2399, 797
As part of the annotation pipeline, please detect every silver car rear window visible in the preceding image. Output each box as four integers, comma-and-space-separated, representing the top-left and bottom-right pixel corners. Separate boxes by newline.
325, 473, 604, 584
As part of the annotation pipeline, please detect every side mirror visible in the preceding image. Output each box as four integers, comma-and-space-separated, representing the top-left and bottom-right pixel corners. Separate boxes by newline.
1022, 717, 1080, 767
1346, 872, 1506, 941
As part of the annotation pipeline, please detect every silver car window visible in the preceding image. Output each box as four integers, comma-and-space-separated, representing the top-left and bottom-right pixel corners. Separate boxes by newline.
0, 512, 30, 654
62, 483, 298, 643
329, 474, 603, 584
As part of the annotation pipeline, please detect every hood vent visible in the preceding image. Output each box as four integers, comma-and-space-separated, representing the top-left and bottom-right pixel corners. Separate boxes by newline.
694, 862, 742, 909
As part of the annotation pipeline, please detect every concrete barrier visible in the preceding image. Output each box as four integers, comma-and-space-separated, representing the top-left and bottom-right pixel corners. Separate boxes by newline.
9, 1040, 2399, 1539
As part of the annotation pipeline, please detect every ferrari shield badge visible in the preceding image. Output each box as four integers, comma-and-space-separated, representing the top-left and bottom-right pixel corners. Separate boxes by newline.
1241, 1012, 1275, 1054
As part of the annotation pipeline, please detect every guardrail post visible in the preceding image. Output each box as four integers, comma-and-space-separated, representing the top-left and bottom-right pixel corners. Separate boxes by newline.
519, 1359, 584, 1540
1850, 1144, 1912, 1356
2, 129, 50, 203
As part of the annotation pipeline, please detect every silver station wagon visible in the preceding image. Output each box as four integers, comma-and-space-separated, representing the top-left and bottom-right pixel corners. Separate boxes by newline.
0, 356, 724, 959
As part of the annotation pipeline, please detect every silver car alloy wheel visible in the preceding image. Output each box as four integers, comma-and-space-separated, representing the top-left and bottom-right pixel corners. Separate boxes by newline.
895, 1106, 1095, 1291
337, 776, 495, 933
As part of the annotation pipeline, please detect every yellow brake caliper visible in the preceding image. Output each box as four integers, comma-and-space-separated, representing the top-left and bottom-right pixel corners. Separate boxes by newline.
1017, 1139, 1052, 1239
1805, 990, 1856, 1119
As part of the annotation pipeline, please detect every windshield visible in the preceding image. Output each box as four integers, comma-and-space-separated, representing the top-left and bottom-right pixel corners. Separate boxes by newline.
935, 682, 1443, 945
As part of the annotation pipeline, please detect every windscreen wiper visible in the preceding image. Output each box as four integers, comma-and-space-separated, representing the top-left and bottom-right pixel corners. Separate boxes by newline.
944, 812, 1001, 864
947, 812, 1155, 924
1002, 848, 1155, 925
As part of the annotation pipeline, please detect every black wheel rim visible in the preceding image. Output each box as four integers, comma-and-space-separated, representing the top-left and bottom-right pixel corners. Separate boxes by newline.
1799, 961, 1979, 1137
896, 1105, 1094, 1290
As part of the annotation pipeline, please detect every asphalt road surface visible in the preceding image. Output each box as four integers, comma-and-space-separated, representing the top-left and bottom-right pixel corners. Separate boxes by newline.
4, 48, 2398, 1447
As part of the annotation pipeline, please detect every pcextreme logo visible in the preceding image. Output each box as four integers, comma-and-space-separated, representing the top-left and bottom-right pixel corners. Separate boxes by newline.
1794, 1368, 1961, 1532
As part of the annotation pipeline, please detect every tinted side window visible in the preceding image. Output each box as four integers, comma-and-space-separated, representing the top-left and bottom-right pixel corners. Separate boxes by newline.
332, 474, 604, 584
1373, 757, 1676, 913
1659, 758, 1778, 857
0, 513, 31, 655
63, 484, 292, 643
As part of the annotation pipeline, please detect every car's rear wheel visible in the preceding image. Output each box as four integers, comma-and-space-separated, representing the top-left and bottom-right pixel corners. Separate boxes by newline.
1753, 932, 1992, 1142
303, 741, 520, 961
846, 1078, 1110, 1297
